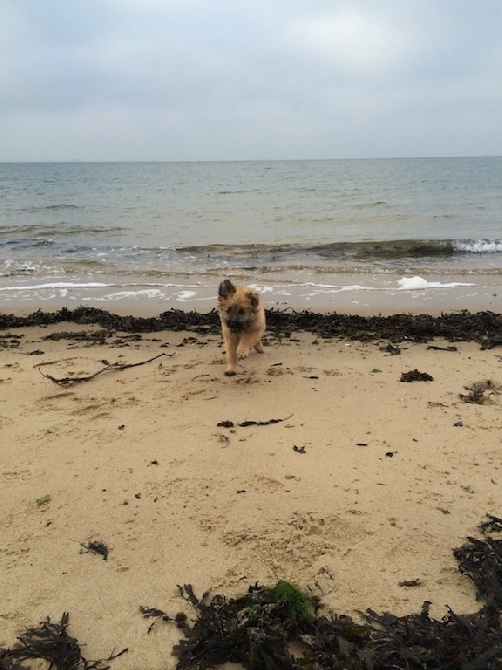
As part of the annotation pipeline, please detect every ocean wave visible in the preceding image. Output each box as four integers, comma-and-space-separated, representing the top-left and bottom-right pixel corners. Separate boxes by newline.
34, 204, 81, 211
3, 236, 500, 260
0, 224, 127, 237
178, 238, 501, 259
0, 237, 54, 249
1, 237, 500, 282
330, 238, 502, 257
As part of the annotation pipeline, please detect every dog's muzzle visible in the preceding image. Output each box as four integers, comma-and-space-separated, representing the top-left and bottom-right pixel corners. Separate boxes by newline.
228, 321, 244, 333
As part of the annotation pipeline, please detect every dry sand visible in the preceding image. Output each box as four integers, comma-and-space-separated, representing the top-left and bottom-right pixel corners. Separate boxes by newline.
1, 317, 501, 668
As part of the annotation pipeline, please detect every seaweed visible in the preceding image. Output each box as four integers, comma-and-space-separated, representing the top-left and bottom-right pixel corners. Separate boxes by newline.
140, 606, 172, 634
460, 380, 500, 404
453, 533, 502, 606
481, 333, 502, 350
398, 579, 422, 587
140, 605, 189, 634
426, 344, 458, 351
480, 514, 502, 534
382, 343, 401, 355
365, 603, 502, 670
42, 330, 113, 344
0, 613, 127, 670
81, 540, 109, 561
1, 307, 500, 347
237, 415, 293, 428
0, 333, 23, 349
460, 386, 487, 404
217, 415, 293, 428
400, 369, 434, 382
171, 581, 320, 670
166, 579, 502, 669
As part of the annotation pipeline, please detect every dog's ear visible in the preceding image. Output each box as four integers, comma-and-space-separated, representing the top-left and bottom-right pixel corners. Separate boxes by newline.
219, 279, 236, 299
247, 292, 259, 308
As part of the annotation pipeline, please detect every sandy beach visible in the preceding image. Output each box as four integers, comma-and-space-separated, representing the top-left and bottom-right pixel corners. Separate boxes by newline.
1, 307, 501, 668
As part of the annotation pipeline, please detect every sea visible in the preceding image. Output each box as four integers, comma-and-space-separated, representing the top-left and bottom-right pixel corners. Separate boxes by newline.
0, 158, 501, 315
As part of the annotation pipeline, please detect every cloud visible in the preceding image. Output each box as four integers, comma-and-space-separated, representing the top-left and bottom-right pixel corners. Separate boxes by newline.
1, 0, 502, 160
285, 10, 413, 79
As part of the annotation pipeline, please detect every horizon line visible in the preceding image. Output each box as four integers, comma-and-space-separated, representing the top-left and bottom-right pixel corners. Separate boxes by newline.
1, 155, 500, 164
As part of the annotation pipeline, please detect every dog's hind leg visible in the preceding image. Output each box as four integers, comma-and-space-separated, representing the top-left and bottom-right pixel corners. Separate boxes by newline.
236, 344, 250, 358
254, 340, 264, 353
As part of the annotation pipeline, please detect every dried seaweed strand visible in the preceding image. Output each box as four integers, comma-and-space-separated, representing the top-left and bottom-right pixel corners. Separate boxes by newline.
217, 414, 293, 428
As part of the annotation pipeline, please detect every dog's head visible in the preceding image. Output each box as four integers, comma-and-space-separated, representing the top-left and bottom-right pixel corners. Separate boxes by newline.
218, 279, 260, 333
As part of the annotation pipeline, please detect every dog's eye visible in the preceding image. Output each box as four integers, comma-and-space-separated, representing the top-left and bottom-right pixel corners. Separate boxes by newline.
226, 308, 232, 314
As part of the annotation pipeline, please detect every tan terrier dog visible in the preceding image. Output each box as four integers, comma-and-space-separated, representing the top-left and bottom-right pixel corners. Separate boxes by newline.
217, 279, 266, 375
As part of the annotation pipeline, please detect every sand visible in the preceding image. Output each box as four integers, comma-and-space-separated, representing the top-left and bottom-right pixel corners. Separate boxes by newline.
1, 316, 501, 668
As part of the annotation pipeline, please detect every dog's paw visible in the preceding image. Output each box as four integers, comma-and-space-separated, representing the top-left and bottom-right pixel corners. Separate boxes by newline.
237, 347, 250, 359
224, 369, 237, 376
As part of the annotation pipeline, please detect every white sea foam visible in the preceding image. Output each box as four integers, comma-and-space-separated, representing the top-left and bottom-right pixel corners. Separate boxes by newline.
299, 282, 380, 293
83, 289, 165, 301
0, 281, 111, 292
176, 291, 197, 301
453, 239, 502, 253
398, 276, 476, 290
338, 284, 377, 292
248, 284, 274, 294
398, 276, 429, 290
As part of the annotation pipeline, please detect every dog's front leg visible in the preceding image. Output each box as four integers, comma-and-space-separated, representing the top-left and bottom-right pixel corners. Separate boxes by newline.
224, 332, 239, 376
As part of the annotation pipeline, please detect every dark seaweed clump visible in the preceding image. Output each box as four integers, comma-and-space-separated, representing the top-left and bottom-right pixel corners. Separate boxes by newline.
0, 306, 501, 347
166, 516, 502, 670
0, 612, 126, 670
400, 369, 434, 382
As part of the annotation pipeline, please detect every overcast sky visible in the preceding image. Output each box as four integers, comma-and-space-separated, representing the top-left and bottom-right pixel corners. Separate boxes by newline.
2, 0, 502, 161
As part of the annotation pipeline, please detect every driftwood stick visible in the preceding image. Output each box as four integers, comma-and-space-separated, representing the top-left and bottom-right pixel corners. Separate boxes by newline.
39, 353, 169, 387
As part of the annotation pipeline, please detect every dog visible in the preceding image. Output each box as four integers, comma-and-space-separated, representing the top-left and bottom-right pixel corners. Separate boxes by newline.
217, 279, 266, 375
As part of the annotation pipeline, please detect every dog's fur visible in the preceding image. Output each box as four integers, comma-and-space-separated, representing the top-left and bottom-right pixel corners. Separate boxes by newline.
217, 279, 266, 375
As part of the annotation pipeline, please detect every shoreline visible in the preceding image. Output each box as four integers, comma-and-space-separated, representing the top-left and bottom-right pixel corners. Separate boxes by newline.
0, 269, 500, 318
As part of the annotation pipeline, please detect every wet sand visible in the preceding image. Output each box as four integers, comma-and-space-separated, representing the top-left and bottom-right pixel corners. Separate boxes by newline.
1, 269, 501, 318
